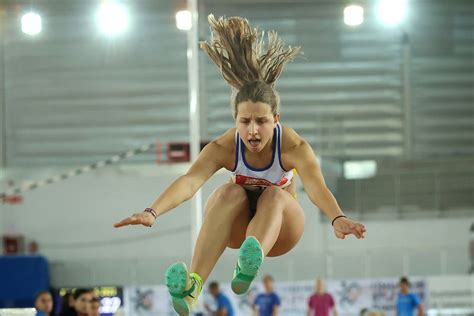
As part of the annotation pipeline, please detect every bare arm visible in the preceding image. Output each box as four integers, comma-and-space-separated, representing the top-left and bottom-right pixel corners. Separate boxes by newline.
417, 303, 424, 316
272, 305, 280, 316
333, 307, 338, 316
252, 304, 258, 316
216, 308, 228, 316
290, 139, 366, 239
114, 140, 225, 228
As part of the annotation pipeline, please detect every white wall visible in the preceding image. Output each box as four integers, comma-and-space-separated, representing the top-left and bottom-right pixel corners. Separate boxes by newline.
1, 164, 472, 287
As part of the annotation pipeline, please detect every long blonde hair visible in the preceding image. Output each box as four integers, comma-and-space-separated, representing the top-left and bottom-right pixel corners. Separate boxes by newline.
200, 15, 301, 117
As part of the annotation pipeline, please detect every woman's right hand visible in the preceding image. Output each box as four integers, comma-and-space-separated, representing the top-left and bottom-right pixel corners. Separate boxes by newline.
113, 211, 156, 228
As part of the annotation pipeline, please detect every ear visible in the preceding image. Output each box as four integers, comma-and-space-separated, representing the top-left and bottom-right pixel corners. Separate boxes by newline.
274, 113, 280, 124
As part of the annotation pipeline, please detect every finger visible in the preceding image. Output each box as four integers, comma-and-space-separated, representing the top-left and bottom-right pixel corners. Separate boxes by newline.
114, 215, 139, 228
351, 226, 362, 238
357, 224, 366, 237
113, 218, 131, 228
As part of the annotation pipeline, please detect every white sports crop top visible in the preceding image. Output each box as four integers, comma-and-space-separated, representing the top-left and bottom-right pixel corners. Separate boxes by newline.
232, 123, 294, 191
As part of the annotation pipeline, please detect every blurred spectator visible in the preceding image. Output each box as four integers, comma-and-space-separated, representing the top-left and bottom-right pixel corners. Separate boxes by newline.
59, 292, 75, 316
35, 290, 54, 316
88, 296, 101, 316
253, 275, 281, 316
59, 289, 94, 316
204, 281, 234, 316
307, 278, 337, 316
396, 277, 424, 316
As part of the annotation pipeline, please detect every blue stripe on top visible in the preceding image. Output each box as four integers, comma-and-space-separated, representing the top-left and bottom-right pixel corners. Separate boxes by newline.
276, 123, 290, 172
231, 130, 240, 172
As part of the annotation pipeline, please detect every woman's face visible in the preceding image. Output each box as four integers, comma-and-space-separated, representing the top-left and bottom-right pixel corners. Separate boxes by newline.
88, 299, 101, 316
74, 292, 93, 314
236, 101, 278, 153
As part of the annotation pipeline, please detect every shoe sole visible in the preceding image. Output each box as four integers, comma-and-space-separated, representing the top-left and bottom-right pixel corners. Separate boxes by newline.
231, 236, 263, 294
165, 262, 190, 316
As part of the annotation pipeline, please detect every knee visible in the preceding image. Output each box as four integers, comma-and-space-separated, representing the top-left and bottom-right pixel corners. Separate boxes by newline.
213, 183, 247, 202
259, 186, 286, 205
255, 187, 286, 215
206, 183, 247, 215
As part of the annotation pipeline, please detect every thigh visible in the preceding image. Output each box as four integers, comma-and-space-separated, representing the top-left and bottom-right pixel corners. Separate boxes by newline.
204, 183, 248, 217
257, 189, 305, 257
204, 183, 251, 249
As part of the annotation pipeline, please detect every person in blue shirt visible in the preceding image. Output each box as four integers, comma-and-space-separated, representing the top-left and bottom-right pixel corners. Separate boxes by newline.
253, 275, 281, 316
34, 290, 54, 316
205, 282, 234, 316
396, 277, 424, 316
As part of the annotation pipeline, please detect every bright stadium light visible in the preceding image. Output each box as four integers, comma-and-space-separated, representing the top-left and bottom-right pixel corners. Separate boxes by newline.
377, 0, 407, 26
344, 5, 364, 26
176, 10, 192, 31
96, 2, 130, 36
21, 12, 42, 35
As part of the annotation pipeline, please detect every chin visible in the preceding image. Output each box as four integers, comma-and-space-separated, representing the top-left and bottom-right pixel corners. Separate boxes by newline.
247, 144, 262, 152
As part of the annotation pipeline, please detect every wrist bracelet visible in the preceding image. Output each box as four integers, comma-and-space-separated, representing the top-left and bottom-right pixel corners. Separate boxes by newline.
144, 208, 158, 219
331, 215, 347, 226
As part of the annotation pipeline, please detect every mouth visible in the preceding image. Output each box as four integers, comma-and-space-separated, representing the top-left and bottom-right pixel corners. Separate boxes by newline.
248, 139, 261, 148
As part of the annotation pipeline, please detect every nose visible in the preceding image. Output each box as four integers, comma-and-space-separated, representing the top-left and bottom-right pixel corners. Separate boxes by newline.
249, 121, 257, 135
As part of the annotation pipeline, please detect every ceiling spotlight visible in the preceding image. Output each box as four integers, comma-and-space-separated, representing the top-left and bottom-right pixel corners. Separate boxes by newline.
377, 0, 407, 26
22, 12, 42, 36
176, 10, 192, 31
96, 2, 130, 36
344, 5, 364, 26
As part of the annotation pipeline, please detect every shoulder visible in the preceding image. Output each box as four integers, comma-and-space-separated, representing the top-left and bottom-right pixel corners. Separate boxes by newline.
223, 294, 232, 303
280, 124, 312, 155
205, 128, 236, 161
279, 124, 315, 169
199, 128, 235, 170
273, 293, 281, 303
410, 292, 421, 301
212, 128, 237, 148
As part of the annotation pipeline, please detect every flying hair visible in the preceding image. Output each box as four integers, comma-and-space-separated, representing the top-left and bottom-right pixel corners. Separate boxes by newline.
200, 14, 301, 90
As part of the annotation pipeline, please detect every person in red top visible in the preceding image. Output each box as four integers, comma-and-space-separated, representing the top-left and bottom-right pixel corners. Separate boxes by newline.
307, 278, 338, 316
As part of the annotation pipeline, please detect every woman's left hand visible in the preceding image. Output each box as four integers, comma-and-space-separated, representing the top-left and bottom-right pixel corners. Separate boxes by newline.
333, 217, 366, 239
